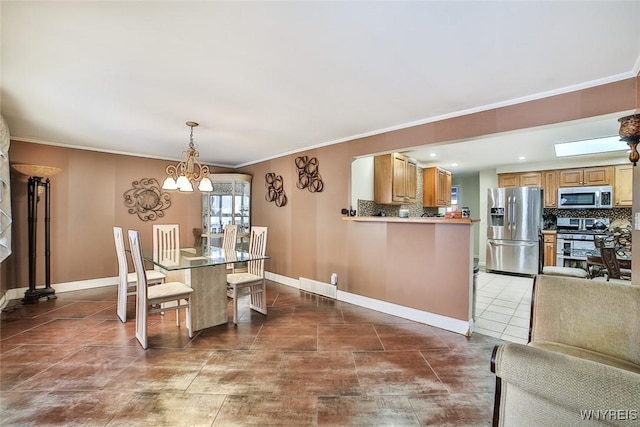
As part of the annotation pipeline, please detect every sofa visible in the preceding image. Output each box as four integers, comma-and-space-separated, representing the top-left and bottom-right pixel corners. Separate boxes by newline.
490, 274, 640, 426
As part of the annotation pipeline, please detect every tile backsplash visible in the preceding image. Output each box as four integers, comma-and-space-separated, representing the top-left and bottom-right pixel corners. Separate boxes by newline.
357, 166, 443, 218
543, 207, 632, 230
358, 199, 440, 218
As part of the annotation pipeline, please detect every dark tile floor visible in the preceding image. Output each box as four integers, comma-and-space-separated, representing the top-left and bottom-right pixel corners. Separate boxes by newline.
1, 281, 503, 426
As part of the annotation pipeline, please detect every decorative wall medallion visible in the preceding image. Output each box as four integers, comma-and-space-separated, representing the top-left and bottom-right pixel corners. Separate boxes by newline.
123, 178, 171, 221
265, 173, 287, 207
295, 156, 324, 192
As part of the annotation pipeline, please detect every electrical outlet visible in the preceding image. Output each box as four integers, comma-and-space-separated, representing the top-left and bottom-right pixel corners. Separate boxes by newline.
330, 273, 338, 285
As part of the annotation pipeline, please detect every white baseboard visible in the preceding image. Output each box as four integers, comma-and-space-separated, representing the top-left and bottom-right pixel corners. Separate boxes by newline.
266, 271, 471, 336
1, 276, 118, 309
265, 271, 300, 289
337, 290, 471, 336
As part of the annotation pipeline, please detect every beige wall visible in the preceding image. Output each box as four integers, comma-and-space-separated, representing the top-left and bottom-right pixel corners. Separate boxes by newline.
2, 77, 639, 298
1, 143, 231, 292
240, 78, 640, 298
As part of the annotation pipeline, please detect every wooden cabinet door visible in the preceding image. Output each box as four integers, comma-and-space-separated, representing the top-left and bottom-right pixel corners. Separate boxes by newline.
558, 169, 584, 187
498, 173, 519, 187
392, 154, 407, 202
438, 169, 452, 206
559, 166, 612, 186
519, 172, 542, 187
405, 160, 417, 203
543, 235, 556, 267
583, 166, 612, 186
543, 170, 557, 208
423, 167, 451, 207
614, 164, 633, 207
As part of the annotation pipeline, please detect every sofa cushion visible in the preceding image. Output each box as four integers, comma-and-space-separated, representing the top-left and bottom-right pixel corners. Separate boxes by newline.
530, 341, 640, 374
541, 266, 588, 278
531, 275, 640, 366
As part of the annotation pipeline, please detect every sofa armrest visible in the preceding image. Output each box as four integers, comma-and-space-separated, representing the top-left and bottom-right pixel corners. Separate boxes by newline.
531, 275, 640, 365
493, 343, 640, 423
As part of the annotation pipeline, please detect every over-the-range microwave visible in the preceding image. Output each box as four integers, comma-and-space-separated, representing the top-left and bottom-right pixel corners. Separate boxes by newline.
557, 185, 613, 209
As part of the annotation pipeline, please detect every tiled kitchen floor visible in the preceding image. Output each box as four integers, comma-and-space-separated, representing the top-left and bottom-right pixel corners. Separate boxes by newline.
473, 271, 533, 344
1, 280, 506, 426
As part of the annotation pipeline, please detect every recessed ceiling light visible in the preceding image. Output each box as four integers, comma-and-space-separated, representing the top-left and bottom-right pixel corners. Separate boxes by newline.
451, 162, 459, 167
518, 156, 526, 160
429, 152, 437, 157
554, 136, 627, 157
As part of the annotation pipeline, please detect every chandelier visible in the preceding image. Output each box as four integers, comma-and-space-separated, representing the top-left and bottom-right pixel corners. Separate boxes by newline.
618, 112, 640, 166
161, 121, 213, 192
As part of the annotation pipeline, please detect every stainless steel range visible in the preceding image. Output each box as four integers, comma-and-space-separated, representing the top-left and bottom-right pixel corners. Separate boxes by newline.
556, 217, 610, 268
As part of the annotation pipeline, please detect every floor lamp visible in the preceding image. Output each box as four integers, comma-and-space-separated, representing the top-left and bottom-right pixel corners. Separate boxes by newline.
12, 164, 61, 304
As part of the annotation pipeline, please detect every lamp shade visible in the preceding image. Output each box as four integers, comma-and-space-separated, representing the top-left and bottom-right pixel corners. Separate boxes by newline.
161, 176, 178, 190
198, 177, 213, 192
176, 176, 194, 192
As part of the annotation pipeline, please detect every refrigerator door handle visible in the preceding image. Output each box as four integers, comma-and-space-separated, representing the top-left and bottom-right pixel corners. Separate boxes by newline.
489, 240, 537, 247
506, 196, 512, 231
511, 196, 516, 234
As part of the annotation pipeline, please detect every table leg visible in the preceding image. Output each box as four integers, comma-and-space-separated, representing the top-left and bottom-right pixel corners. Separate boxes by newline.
182, 264, 228, 331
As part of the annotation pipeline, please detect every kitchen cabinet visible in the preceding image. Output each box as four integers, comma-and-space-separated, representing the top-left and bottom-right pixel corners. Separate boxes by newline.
542, 231, 556, 267
498, 172, 542, 188
543, 170, 557, 208
614, 164, 633, 207
374, 153, 417, 204
423, 166, 452, 207
202, 174, 252, 251
558, 166, 612, 187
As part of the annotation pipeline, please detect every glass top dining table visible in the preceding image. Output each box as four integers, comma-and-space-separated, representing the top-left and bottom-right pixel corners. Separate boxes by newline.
142, 246, 269, 271
137, 246, 269, 331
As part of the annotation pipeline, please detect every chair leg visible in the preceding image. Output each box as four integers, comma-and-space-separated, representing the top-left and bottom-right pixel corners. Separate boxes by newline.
249, 280, 267, 316
186, 295, 193, 338
232, 285, 239, 324
176, 300, 180, 327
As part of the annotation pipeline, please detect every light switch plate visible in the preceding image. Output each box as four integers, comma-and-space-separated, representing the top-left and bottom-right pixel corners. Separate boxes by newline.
635, 212, 640, 230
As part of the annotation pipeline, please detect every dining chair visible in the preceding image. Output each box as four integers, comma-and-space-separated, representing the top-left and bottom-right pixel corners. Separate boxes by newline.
128, 229, 193, 349
152, 224, 180, 268
596, 246, 632, 282
112, 226, 166, 323
222, 224, 238, 273
226, 226, 268, 324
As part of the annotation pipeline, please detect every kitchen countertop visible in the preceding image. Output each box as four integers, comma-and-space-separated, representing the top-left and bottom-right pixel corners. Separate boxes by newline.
342, 216, 479, 224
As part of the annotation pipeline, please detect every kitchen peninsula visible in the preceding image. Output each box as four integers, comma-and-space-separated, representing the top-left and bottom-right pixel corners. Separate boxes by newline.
342, 215, 479, 335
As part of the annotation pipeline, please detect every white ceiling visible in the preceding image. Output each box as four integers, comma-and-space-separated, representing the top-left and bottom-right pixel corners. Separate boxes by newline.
1, 1, 639, 170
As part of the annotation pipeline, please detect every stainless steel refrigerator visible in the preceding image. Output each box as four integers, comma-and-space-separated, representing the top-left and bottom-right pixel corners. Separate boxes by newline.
486, 186, 543, 276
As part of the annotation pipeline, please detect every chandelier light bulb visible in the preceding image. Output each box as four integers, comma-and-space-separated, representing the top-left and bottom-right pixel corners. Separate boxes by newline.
162, 121, 212, 191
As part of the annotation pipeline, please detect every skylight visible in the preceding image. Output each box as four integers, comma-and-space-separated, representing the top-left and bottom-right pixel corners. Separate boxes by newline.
554, 136, 627, 157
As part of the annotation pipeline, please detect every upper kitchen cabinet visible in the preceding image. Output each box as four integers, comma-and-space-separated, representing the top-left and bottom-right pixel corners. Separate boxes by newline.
498, 172, 542, 188
558, 166, 612, 187
614, 164, 633, 207
423, 166, 452, 207
543, 170, 558, 208
374, 153, 417, 204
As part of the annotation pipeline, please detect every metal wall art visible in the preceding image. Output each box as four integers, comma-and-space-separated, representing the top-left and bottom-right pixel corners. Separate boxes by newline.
265, 173, 287, 207
123, 178, 172, 221
295, 156, 324, 192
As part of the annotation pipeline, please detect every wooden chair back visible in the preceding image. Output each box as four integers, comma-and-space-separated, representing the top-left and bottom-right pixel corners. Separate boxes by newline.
152, 224, 180, 267
247, 226, 268, 277
600, 246, 624, 280
222, 224, 238, 253
128, 229, 150, 347
113, 226, 130, 322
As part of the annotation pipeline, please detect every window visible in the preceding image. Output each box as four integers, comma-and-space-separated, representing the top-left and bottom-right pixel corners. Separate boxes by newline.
451, 185, 460, 205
